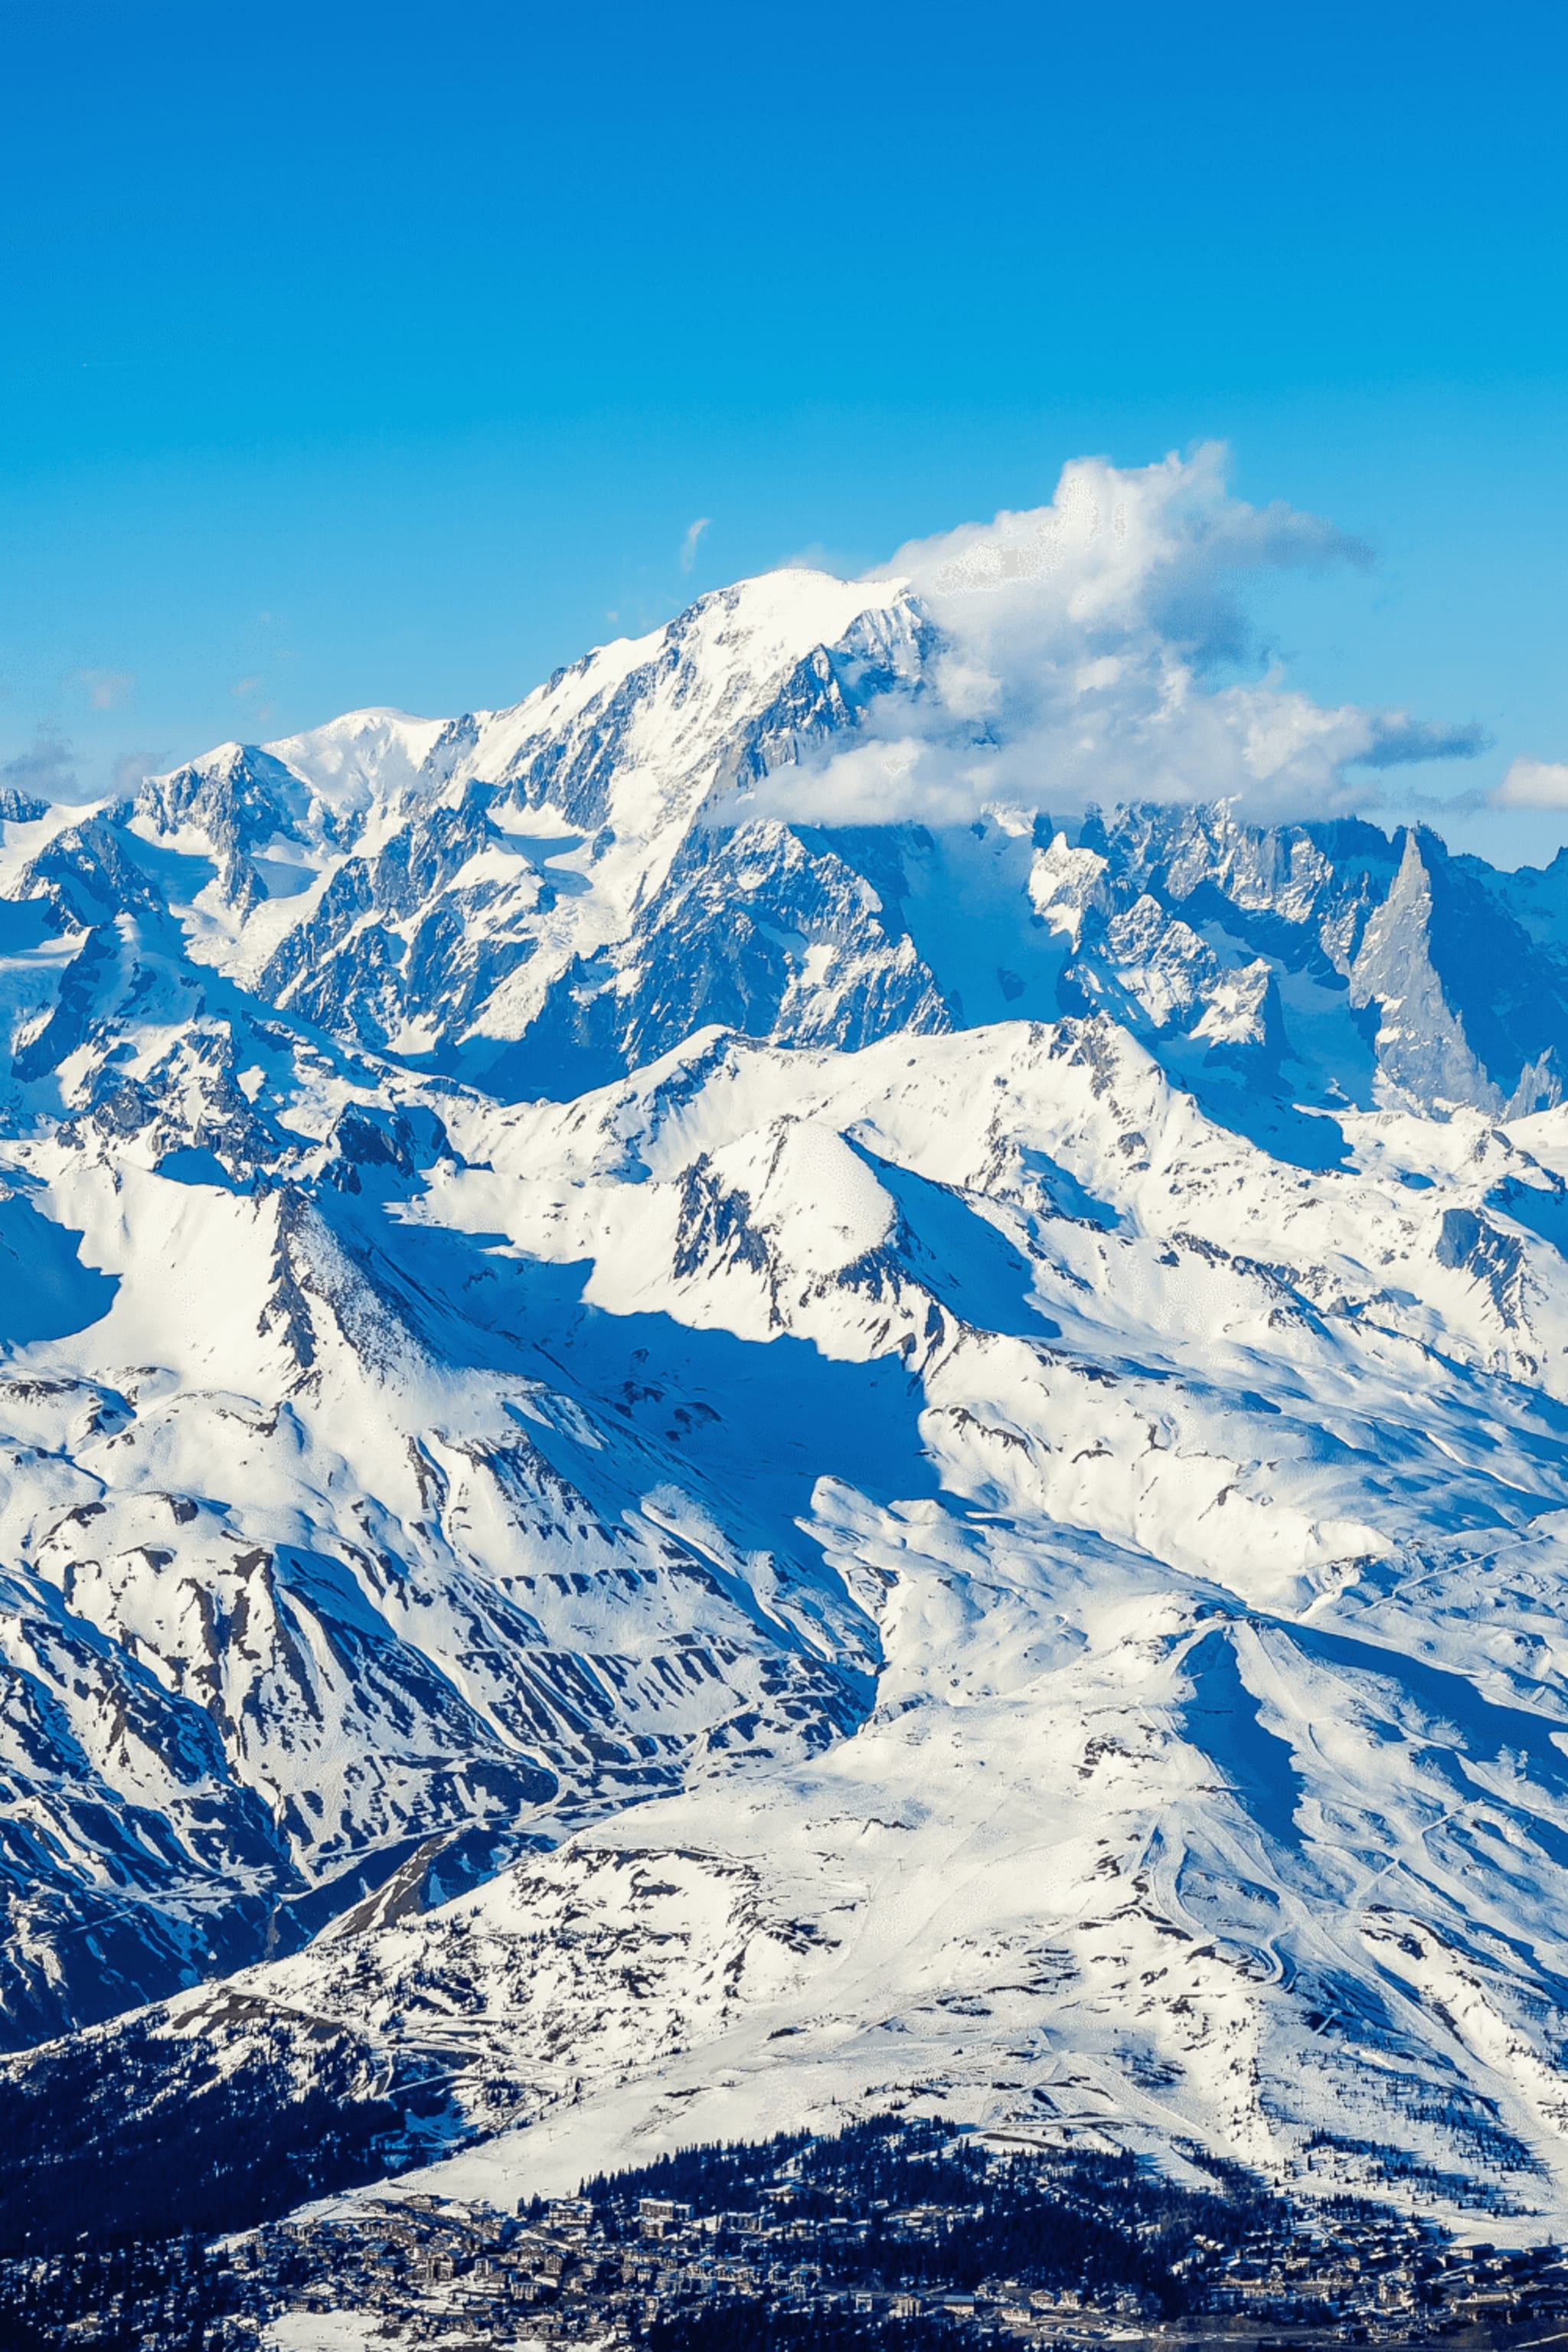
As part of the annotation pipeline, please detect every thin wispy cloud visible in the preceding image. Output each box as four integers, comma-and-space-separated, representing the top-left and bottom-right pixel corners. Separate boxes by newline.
1354, 714, 1491, 768
679, 517, 711, 574
77, 668, 135, 711
0, 735, 76, 803
113, 751, 162, 797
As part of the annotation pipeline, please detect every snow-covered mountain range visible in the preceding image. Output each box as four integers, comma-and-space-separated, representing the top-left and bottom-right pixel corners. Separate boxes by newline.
10, 462, 1568, 2232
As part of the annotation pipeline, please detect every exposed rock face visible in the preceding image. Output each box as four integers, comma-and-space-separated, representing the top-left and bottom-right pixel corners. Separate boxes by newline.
6, 566, 1568, 2222
1348, 828, 1568, 1114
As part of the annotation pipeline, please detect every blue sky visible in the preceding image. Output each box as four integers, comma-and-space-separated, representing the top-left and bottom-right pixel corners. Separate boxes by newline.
3, 0, 1566, 861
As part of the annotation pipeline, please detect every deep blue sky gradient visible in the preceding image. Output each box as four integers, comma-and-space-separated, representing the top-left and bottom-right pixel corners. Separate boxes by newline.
3, 0, 1566, 859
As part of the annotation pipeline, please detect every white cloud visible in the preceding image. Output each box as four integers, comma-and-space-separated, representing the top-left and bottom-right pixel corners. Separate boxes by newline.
1493, 756, 1568, 810
679, 517, 711, 573
877, 443, 1362, 662
722, 446, 1488, 830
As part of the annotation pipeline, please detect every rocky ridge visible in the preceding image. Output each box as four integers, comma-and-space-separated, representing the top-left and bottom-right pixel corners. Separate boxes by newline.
1, 564, 1568, 2222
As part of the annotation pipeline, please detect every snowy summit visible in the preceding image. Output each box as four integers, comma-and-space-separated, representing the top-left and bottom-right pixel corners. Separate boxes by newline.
4, 457, 1568, 2235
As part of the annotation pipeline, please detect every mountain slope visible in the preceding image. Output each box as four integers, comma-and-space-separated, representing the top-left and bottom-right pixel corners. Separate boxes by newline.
0, 902, 884, 2041
4, 541, 1568, 2224
14, 1014, 1568, 2225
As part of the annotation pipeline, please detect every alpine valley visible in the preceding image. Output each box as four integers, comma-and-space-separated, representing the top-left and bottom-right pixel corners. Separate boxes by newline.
9, 459, 1568, 2246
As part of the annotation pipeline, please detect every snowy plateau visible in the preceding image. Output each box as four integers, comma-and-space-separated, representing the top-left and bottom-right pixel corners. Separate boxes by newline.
10, 488, 1568, 2234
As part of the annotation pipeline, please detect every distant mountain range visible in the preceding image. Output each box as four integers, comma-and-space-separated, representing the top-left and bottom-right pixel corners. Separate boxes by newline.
6, 562, 1568, 2235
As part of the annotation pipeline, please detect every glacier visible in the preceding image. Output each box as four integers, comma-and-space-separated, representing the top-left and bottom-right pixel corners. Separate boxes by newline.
6, 534, 1568, 2231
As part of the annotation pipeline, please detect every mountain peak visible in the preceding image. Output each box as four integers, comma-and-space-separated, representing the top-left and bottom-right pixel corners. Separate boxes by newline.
7, 557, 1568, 2233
